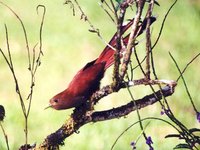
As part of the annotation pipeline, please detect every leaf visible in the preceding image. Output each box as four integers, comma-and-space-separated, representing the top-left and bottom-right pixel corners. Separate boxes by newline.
189, 128, 200, 133
146, 0, 160, 6
115, 0, 124, 4
165, 134, 181, 139
174, 143, 191, 149
88, 29, 98, 33
155, 1, 160, 6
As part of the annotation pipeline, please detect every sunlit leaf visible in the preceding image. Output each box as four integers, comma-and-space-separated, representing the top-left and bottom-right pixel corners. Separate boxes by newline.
174, 143, 191, 149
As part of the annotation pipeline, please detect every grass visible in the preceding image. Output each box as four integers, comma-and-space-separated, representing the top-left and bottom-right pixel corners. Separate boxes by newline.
0, 0, 200, 149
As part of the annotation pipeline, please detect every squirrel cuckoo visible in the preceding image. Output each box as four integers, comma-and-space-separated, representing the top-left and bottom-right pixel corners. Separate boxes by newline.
48, 17, 156, 110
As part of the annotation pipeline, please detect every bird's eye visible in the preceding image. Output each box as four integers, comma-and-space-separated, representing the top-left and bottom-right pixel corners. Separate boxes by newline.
54, 99, 59, 103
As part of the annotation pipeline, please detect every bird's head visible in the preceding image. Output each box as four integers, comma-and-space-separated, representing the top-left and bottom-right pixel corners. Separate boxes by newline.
46, 90, 83, 110
45, 92, 68, 110
48, 97, 61, 110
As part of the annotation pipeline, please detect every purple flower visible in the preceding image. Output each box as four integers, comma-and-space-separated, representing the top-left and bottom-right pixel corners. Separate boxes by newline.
149, 147, 154, 150
197, 112, 200, 123
0, 105, 5, 121
146, 136, 153, 145
160, 108, 170, 116
130, 141, 136, 149
146, 136, 154, 150
160, 110, 165, 115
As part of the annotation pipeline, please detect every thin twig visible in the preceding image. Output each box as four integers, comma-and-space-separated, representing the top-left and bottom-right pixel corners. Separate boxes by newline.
2, 25, 26, 115
0, 122, 10, 150
132, 0, 178, 70
169, 52, 198, 113
37, 5, 46, 56
0, 2, 46, 147
109, 0, 118, 18
0, 1, 31, 70
72, 0, 116, 51
125, 81, 146, 144
152, 0, 178, 49
104, 0, 116, 14
27, 5, 46, 116
111, 117, 181, 150
98, 2, 116, 24
169, 52, 199, 149
176, 52, 200, 82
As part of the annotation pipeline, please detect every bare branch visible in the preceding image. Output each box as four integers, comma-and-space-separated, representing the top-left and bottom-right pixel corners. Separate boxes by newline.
132, 0, 178, 70
98, 2, 116, 24
120, 0, 145, 79
0, 3, 46, 147
0, 1, 31, 70
112, 1, 129, 90
145, 0, 155, 79
26, 5, 46, 116
0, 25, 26, 115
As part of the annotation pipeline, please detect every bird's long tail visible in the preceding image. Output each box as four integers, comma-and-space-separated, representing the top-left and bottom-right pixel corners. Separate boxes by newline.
95, 17, 156, 70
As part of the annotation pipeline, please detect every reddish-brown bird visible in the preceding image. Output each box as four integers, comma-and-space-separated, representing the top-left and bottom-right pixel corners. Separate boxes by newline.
48, 17, 156, 110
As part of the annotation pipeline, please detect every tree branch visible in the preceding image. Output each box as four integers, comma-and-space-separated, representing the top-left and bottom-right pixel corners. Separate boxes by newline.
37, 84, 176, 149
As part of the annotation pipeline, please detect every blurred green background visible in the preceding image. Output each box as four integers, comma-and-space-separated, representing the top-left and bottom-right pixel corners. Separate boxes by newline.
0, 0, 200, 149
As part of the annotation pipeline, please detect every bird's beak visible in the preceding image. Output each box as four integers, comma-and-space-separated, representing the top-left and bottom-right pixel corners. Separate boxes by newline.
44, 104, 52, 110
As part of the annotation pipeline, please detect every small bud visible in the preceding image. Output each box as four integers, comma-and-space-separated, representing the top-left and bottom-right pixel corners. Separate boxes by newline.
130, 141, 136, 149
0, 105, 5, 121
197, 112, 200, 123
